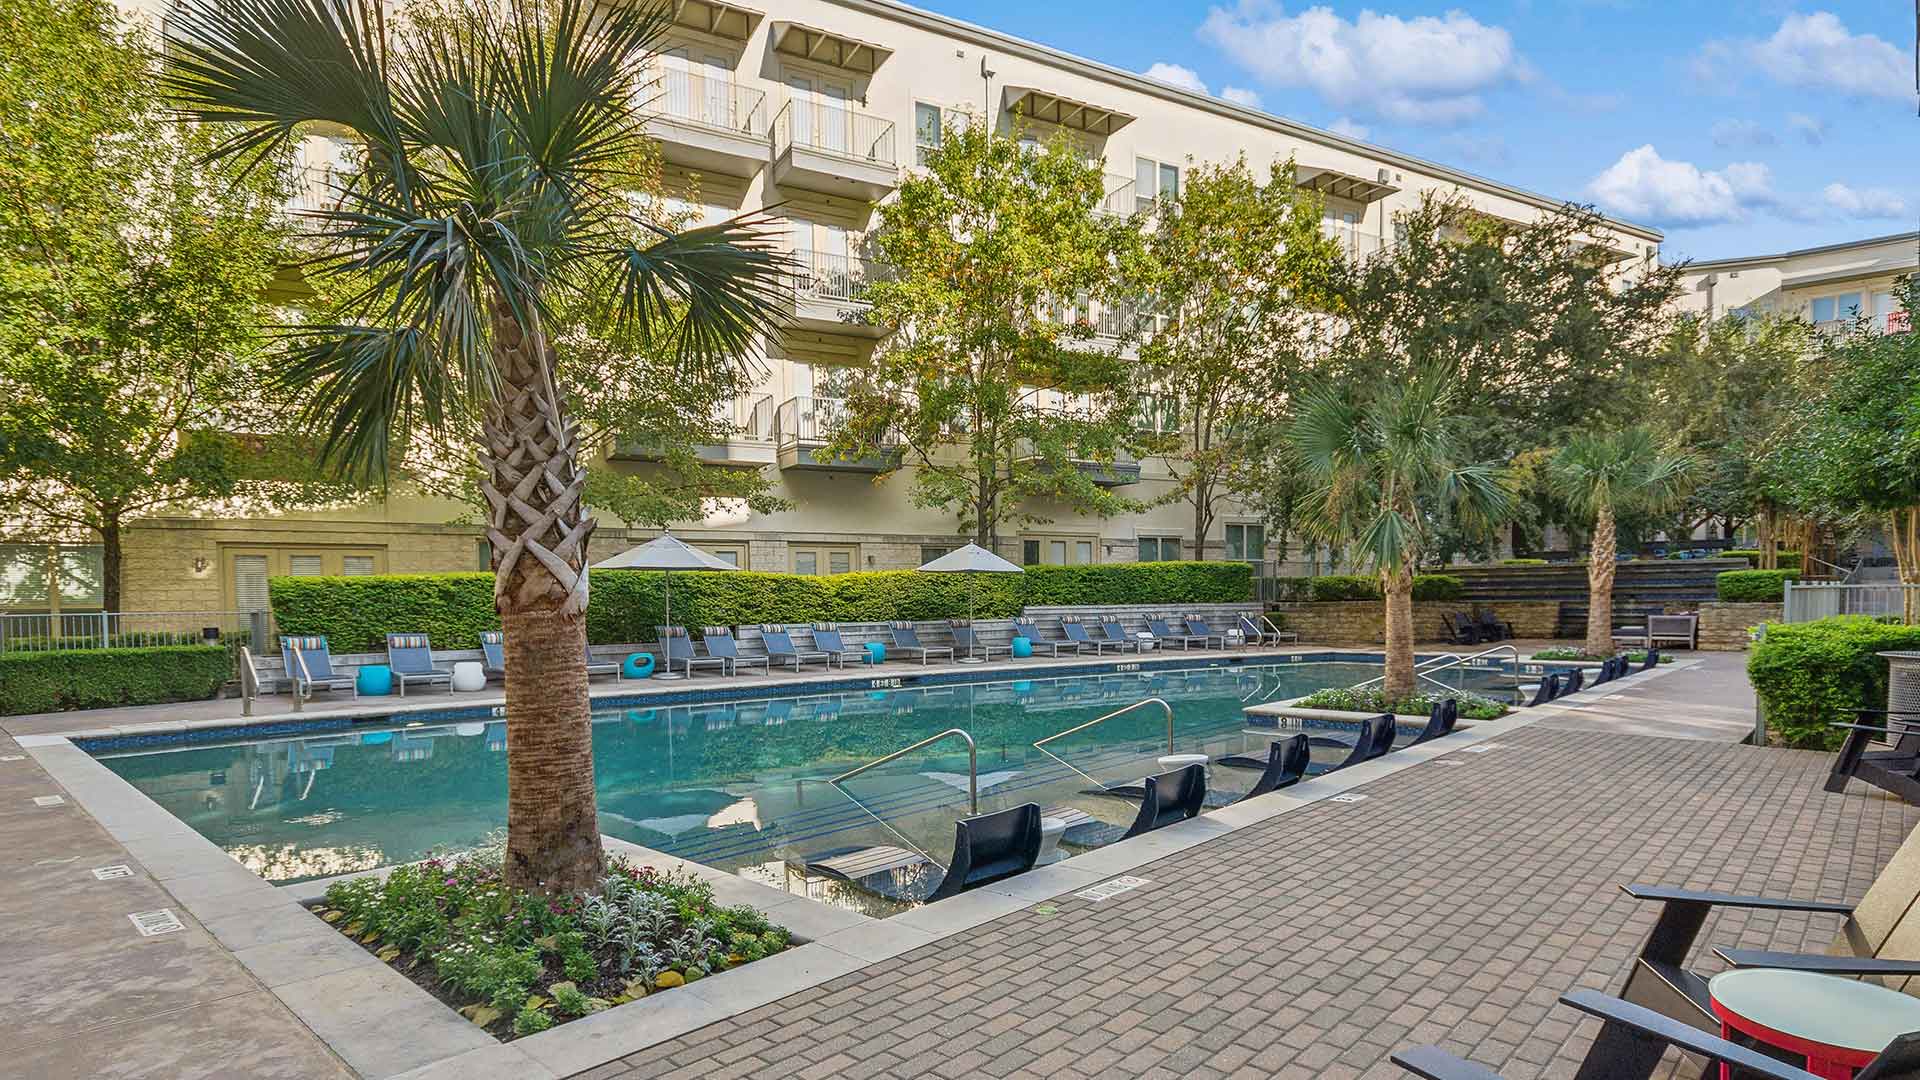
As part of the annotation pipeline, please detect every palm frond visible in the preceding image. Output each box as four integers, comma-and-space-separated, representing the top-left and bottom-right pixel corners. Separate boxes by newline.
275, 325, 453, 482
595, 214, 793, 380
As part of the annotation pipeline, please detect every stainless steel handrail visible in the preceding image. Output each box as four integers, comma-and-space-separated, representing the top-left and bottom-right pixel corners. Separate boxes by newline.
1349, 652, 1460, 691
239, 645, 258, 716
1032, 697, 1174, 791
827, 728, 977, 873
1259, 614, 1291, 641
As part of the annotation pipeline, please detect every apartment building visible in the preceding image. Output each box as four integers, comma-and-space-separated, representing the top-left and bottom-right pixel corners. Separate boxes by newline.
9, 0, 1662, 617
1674, 231, 1917, 333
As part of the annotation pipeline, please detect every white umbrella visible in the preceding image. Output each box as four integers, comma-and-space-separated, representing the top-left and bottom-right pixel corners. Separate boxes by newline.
594, 532, 740, 680
916, 543, 1025, 664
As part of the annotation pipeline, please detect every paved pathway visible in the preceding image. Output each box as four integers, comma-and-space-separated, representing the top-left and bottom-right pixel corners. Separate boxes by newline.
1535, 652, 1760, 742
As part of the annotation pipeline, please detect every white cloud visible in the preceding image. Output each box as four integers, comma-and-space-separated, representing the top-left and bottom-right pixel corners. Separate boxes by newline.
1585, 145, 1773, 226
1710, 119, 1774, 148
1785, 111, 1829, 145
1221, 86, 1263, 109
1198, 2, 1525, 125
1700, 13, 1912, 102
1326, 116, 1369, 142
1142, 62, 1209, 94
1823, 182, 1908, 218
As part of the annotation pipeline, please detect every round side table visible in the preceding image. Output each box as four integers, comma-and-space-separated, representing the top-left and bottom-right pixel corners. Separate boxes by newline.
1011, 636, 1033, 658
623, 653, 655, 680
864, 642, 886, 665
450, 661, 486, 692
355, 664, 392, 696
1709, 968, 1920, 1079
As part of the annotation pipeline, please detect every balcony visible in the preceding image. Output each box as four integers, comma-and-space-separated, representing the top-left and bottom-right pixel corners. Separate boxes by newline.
770, 100, 898, 200
791, 250, 888, 337
1095, 174, 1135, 218
1322, 222, 1387, 262
772, 396, 903, 473
608, 395, 776, 467
1014, 440, 1142, 487
643, 73, 769, 178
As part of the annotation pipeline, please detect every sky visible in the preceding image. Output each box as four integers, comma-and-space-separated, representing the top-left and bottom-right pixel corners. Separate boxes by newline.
904, 0, 1918, 261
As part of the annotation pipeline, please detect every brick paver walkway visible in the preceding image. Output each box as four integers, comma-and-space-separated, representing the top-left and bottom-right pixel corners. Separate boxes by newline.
579, 728, 1917, 1080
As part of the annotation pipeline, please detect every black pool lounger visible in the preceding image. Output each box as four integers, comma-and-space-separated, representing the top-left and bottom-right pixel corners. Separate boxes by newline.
797, 803, 1044, 904
1119, 763, 1207, 839
1213, 732, 1311, 802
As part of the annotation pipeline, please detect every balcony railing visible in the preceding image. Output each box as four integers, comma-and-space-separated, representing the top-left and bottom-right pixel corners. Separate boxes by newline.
725, 393, 775, 439
772, 99, 896, 167
794, 250, 886, 305
773, 396, 900, 448
283, 164, 342, 217
1097, 174, 1135, 217
650, 69, 767, 137
1322, 222, 1387, 262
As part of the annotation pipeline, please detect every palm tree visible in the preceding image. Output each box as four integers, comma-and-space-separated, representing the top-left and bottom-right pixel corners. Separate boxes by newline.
163, 0, 790, 893
1290, 367, 1512, 700
1548, 429, 1694, 657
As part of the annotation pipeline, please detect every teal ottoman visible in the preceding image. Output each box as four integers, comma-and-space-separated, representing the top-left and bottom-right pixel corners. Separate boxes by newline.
864, 642, 886, 664
1011, 637, 1033, 658
355, 664, 393, 696
624, 653, 656, 680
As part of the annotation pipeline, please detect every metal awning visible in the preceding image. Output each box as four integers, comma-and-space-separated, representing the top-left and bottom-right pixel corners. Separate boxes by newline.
1004, 87, 1136, 137
1296, 167, 1399, 204
668, 0, 762, 41
769, 20, 891, 74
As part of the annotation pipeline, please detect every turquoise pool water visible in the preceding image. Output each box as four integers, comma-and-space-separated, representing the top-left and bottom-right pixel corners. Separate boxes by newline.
92, 658, 1515, 907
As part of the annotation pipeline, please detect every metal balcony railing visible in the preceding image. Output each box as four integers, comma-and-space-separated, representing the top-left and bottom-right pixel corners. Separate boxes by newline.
1322, 221, 1387, 262
650, 69, 767, 137
720, 394, 774, 439
283, 164, 342, 216
794, 250, 885, 305
772, 99, 896, 166
1097, 174, 1135, 217
772, 395, 901, 451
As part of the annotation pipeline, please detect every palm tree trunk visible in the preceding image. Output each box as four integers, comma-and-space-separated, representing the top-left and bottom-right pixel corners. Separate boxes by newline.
1585, 505, 1618, 656
481, 299, 605, 895
1381, 566, 1416, 700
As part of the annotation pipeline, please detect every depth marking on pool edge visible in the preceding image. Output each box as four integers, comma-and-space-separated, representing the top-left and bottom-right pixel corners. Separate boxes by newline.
128, 909, 184, 937
1329, 793, 1369, 803
31, 795, 65, 807
0, 754, 25, 762
1075, 876, 1151, 902
93, 864, 136, 881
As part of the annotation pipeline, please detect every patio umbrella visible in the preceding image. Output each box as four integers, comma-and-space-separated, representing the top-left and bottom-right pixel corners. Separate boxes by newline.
916, 543, 1025, 664
593, 532, 740, 680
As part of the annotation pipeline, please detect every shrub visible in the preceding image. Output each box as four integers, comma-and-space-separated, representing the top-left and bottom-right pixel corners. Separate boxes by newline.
1412, 574, 1465, 601
1716, 569, 1799, 603
0, 645, 231, 716
1301, 574, 1464, 602
1722, 549, 1802, 569
272, 561, 1254, 650
1295, 685, 1506, 720
1500, 558, 1548, 566
1748, 616, 1920, 748
1530, 647, 1672, 664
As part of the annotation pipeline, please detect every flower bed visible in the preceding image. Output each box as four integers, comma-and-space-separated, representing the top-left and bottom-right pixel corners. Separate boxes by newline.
314, 846, 789, 1040
1295, 686, 1506, 720
1530, 647, 1673, 664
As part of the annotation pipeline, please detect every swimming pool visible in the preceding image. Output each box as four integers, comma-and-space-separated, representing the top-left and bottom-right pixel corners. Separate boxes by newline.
88, 655, 1523, 912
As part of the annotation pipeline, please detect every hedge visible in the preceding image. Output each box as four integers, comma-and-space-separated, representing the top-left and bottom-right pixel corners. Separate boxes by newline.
1723, 549, 1803, 569
1303, 574, 1465, 602
0, 645, 232, 716
270, 560, 1254, 652
1716, 568, 1800, 602
1748, 616, 1920, 748
1499, 558, 1548, 566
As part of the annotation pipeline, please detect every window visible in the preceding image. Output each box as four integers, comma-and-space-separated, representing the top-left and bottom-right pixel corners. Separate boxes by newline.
1873, 291, 1903, 332
232, 555, 270, 613
341, 556, 376, 576
288, 555, 325, 576
1810, 292, 1863, 324
921, 544, 960, 564
1225, 524, 1266, 561
790, 546, 854, 575
1138, 536, 1181, 562
1025, 535, 1094, 565
1022, 540, 1040, 565
704, 545, 746, 568
913, 102, 941, 165
223, 547, 385, 610
477, 539, 492, 571
1135, 156, 1179, 212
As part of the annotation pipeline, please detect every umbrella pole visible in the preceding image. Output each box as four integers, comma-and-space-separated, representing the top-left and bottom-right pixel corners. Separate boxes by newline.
959, 570, 984, 664
657, 569, 683, 680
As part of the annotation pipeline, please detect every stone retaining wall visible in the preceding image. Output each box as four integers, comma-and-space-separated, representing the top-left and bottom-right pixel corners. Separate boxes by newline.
1276, 600, 1562, 645
1698, 602, 1780, 651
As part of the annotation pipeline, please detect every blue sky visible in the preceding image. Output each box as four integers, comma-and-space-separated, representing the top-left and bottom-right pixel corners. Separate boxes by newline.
910, 0, 1917, 261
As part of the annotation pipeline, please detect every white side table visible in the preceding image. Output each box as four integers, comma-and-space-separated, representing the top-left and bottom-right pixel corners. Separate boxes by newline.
1136, 633, 1157, 652
450, 661, 486, 692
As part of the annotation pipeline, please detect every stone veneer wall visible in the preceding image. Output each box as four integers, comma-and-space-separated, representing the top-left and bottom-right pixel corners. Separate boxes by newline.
1277, 600, 1562, 645
1697, 602, 1781, 651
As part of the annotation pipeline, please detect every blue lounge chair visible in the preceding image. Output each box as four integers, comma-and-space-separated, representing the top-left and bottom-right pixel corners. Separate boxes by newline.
949, 619, 1010, 661
701, 627, 769, 676
889, 621, 953, 665
1120, 763, 1207, 839
1012, 617, 1078, 657
1215, 732, 1311, 803
811, 624, 871, 666
760, 625, 833, 671
384, 634, 452, 696
582, 644, 620, 681
656, 626, 724, 677
1148, 617, 1204, 650
1182, 615, 1226, 649
1064, 617, 1127, 654
279, 635, 357, 699
1098, 620, 1143, 652
478, 631, 507, 681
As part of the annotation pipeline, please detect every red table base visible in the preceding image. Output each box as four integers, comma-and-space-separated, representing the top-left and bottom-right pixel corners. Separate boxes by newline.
1711, 996, 1877, 1079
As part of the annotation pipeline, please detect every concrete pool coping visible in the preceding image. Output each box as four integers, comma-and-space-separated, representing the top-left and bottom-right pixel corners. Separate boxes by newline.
17, 655, 1702, 1079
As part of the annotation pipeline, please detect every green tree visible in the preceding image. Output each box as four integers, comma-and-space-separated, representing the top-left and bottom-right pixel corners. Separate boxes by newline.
165, 0, 790, 893
831, 121, 1141, 549
1129, 157, 1338, 558
1289, 366, 1512, 699
0, 0, 345, 610
1547, 429, 1694, 655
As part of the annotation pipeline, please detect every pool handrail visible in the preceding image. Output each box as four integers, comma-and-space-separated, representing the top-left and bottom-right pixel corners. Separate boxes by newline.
1032, 697, 1175, 791
827, 727, 978, 873
1349, 644, 1521, 694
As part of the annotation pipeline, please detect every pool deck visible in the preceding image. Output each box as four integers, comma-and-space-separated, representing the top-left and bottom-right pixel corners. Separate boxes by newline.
4, 648, 1913, 1079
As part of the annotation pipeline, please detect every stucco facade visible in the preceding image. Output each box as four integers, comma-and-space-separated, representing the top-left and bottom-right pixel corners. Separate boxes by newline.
1674, 231, 1916, 333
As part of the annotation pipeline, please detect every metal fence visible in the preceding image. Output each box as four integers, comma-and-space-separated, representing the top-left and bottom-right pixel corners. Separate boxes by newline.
0, 610, 274, 653
1781, 581, 1920, 623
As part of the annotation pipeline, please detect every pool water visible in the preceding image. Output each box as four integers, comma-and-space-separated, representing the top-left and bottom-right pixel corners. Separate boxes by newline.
92, 658, 1518, 911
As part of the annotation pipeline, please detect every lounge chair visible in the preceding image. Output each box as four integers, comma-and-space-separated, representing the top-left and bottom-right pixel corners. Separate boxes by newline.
279, 635, 357, 699
1442, 613, 1483, 645
478, 631, 507, 681
656, 626, 725, 677
889, 621, 953, 665
1409, 698, 1459, 745
811, 624, 872, 667
1474, 610, 1512, 641
759, 625, 833, 672
1119, 763, 1207, 839
1825, 709, 1920, 805
949, 619, 1010, 661
1639, 647, 1661, 671
1012, 617, 1078, 657
799, 802, 1043, 905
1589, 658, 1614, 687
1148, 616, 1204, 650
1560, 667, 1585, 695
1313, 712, 1396, 769
1237, 613, 1296, 646
384, 634, 452, 696
1215, 732, 1311, 803
1063, 617, 1127, 654
1392, 989, 1920, 1080
1615, 823, 1920, 1034
701, 627, 769, 677
1181, 615, 1227, 649
582, 644, 620, 680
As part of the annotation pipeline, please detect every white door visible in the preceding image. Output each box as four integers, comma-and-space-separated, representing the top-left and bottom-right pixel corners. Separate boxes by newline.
820, 84, 849, 153
661, 49, 693, 120
786, 76, 814, 147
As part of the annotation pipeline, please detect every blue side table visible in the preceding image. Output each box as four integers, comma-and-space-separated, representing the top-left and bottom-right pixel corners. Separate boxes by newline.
623, 653, 656, 680
356, 664, 393, 696
1011, 637, 1033, 658
864, 642, 886, 665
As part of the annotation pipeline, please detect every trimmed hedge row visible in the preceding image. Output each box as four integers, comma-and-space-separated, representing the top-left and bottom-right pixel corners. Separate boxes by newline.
1303, 574, 1466, 602
0, 645, 232, 716
1748, 616, 1920, 748
1723, 549, 1803, 569
1717, 568, 1800, 602
270, 561, 1254, 652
